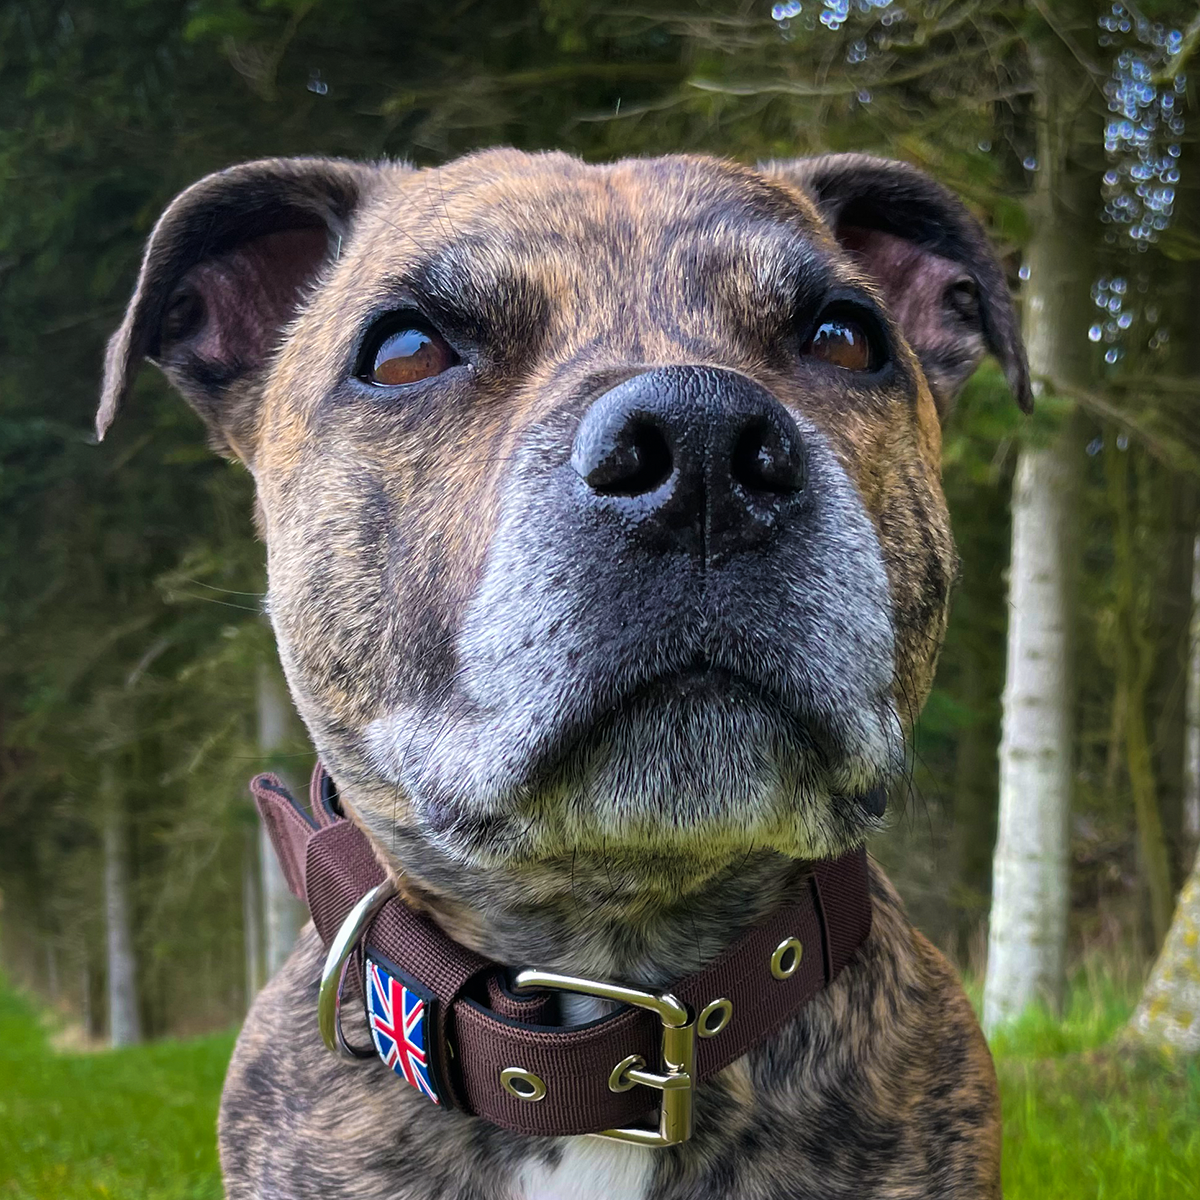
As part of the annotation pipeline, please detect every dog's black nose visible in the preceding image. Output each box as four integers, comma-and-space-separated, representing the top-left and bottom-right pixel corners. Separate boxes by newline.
570, 367, 806, 562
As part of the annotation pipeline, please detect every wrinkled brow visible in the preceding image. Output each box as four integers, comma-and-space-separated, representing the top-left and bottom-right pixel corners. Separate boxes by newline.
355, 199, 860, 356
363, 235, 553, 356
670, 217, 838, 314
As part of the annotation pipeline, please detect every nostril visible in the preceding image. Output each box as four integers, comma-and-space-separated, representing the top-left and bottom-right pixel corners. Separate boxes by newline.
731, 418, 806, 495
573, 418, 673, 496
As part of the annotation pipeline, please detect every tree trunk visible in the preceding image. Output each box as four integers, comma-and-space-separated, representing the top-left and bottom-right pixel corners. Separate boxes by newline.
102, 773, 141, 1047
257, 661, 308, 979
983, 423, 1081, 1031
243, 823, 264, 1008
1109, 440, 1177, 948
1187, 535, 1200, 844
46, 941, 59, 1004
1146, 474, 1197, 895
1123, 846, 1200, 1053
982, 32, 1093, 1033
951, 652, 1002, 964
81, 957, 93, 1040
1135, 163, 1200, 936
1144, 166, 1200, 918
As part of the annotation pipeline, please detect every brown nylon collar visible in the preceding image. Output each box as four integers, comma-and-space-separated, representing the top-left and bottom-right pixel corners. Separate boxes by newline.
251, 764, 872, 1140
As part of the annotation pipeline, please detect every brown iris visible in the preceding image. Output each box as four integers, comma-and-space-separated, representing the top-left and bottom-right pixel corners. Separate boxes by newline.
806, 317, 874, 371
369, 327, 458, 386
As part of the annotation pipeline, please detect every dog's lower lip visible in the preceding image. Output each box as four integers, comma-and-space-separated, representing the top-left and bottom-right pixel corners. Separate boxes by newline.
532, 663, 779, 770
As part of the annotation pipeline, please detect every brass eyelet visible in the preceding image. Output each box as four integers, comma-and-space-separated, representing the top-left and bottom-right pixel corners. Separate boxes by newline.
697, 997, 733, 1038
500, 1067, 547, 1102
770, 936, 803, 980
608, 1054, 646, 1092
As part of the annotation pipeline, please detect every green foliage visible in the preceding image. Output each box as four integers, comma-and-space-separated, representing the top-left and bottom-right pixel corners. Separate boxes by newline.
1000, 1052, 1200, 1200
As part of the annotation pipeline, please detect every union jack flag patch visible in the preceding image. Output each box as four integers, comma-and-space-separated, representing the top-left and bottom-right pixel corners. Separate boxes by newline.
365, 953, 441, 1105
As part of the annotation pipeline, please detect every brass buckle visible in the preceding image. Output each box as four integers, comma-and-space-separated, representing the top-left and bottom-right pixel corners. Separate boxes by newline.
318, 880, 398, 1059
514, 968, 696, 1148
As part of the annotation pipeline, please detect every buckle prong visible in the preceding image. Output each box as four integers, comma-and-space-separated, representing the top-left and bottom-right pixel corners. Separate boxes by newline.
514, 967, 696, 1148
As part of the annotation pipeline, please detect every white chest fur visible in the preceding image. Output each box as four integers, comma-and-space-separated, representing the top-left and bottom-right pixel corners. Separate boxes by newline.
512, 1138, 654, 1200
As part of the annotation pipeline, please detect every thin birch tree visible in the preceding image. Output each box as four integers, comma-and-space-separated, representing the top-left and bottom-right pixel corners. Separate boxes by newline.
243, 824, 264, 1007
983, 27, 1094, 1032
102, 765, 141, 1046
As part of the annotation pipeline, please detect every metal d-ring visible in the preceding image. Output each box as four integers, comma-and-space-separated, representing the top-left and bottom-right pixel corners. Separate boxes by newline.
318, 879, 398, 1059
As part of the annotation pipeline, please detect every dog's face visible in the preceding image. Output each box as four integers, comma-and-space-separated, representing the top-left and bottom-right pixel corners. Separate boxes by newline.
101, 150, 1028, 893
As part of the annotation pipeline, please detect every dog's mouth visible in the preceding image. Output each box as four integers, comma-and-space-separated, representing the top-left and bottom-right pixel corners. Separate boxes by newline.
357, 541, 904, 870
601, 662, 777, 715
538, 659, 818, 771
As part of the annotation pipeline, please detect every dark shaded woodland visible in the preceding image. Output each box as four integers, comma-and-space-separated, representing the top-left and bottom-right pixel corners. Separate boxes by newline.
2, 0, 1198, 1049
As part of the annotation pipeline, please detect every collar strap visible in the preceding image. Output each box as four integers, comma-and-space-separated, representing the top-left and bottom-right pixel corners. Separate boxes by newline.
251, 765, 872, 1143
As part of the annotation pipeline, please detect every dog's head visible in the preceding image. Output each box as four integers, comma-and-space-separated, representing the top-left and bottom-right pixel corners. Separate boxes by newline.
100, 150, 1027, 895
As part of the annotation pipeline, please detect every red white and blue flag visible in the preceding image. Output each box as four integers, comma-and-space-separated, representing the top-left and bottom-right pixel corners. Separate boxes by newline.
366, 958, 441, 1104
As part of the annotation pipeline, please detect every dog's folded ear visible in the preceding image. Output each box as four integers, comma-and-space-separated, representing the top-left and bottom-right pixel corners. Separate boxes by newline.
97, 157, 370, 459
765, 153, 1031, 417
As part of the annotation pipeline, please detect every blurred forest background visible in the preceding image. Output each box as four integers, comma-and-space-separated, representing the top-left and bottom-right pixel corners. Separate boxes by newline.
3, 0, 1200, 1092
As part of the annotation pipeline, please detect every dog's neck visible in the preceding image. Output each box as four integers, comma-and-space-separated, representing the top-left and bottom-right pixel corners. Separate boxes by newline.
381, 840, 819, 1022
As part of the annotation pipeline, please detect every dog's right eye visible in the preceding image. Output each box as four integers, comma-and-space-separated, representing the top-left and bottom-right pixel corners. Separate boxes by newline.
360, 321, 459, 386
800, 300, 889, 375
805, 314, 876, 372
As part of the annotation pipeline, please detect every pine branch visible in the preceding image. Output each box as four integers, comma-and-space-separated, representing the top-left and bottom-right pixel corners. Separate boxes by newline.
1043, 376, 1200, 472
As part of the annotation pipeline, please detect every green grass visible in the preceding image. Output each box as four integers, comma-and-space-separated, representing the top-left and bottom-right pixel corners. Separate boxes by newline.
0, 984, 233, 1199
1, 970, 1197, 1198
984, 972, 1200, 1200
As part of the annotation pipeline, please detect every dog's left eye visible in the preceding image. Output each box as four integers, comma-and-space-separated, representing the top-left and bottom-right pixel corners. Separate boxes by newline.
362, 322, 459, 386
803, 312, 879, 372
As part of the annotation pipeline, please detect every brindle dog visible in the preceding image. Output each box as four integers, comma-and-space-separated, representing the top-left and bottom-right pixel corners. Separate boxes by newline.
99, 149, 1030, 1200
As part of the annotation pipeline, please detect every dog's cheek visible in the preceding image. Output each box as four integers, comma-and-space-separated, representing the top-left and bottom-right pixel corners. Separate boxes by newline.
876, 459, 955, 727
254, 360, 517, 782
822, 402, 954, 732
895, 383, 955, 718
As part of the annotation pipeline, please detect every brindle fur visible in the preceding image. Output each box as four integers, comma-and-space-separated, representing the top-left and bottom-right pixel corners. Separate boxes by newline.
100, 148, 1028, 1199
